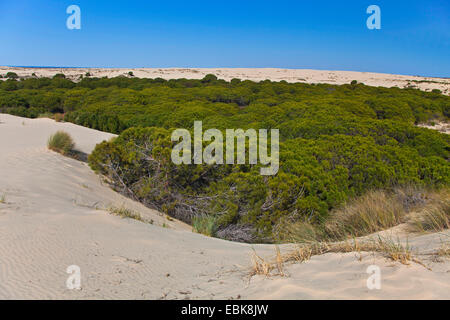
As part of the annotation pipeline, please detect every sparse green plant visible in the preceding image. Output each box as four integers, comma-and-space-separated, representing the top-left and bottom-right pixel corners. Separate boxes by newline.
0, 194, 6, 204
192, 215, 218, 237
108, 206, 144, 222
47, 131, 75, 155
38, 112, 54, 119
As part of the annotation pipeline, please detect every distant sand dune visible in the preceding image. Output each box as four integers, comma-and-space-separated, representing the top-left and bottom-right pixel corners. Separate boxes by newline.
1, 66, 449, 95
0, 114, 449, 299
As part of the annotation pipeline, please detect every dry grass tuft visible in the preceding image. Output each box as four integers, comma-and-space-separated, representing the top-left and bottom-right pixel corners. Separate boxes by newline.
108, 206, 144, 222
0, 194, 6, 204
409, 190, 449, 233
256, 187, 450, 278
54, 113, 64, 122
250, 246, 287, 277
278, 187, 449, 244
424, 242, 450, 263
250, 250, 273, 277
324, 190, 406, 240
250, 237, 418, 278
436, 243, 450, 258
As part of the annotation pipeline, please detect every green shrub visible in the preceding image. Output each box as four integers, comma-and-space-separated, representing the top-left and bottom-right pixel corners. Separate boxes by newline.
192, 215, 218, 237
5, 72, 18, 79
47, 131, 75, 155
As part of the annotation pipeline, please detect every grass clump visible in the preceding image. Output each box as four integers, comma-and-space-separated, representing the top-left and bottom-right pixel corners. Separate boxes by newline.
192, 215, 218, 237
251, 246, 286, 277
38, 112, 54, 119
54, 113, 64, 122
436, 243, 450, 258
0, 194, 6, 204
108, 206, 144, 222
278, 189, 407, 243
47, 131, 75, 155
410, 190, 449, 232
323, 190, 406, 240
278, 186, 448, 244
250, 236, 416, 278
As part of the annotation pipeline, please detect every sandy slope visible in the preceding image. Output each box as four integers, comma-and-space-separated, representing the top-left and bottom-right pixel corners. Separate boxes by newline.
0, 114, 449, 299
1, 66, 449, 95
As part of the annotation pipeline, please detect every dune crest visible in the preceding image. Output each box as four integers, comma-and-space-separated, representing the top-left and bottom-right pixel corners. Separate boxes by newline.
1, 67, 449, 95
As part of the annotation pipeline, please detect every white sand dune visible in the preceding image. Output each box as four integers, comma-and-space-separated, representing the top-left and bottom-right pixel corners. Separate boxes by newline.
1, 66, 449, 95
0, 113, 449, 299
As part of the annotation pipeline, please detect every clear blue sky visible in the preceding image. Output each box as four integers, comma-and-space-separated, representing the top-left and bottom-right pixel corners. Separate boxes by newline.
1, 0, 449, 76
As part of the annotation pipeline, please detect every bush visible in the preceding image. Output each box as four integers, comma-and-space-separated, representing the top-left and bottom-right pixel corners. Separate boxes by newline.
6, 72, 18, 79
47, 131, 75, 155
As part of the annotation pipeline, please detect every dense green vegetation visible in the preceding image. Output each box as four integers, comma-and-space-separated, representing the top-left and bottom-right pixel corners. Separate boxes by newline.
1, 75, 449, 242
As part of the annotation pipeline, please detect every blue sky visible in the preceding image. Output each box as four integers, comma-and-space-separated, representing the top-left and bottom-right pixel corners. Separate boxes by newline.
1, 0, 449, 76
